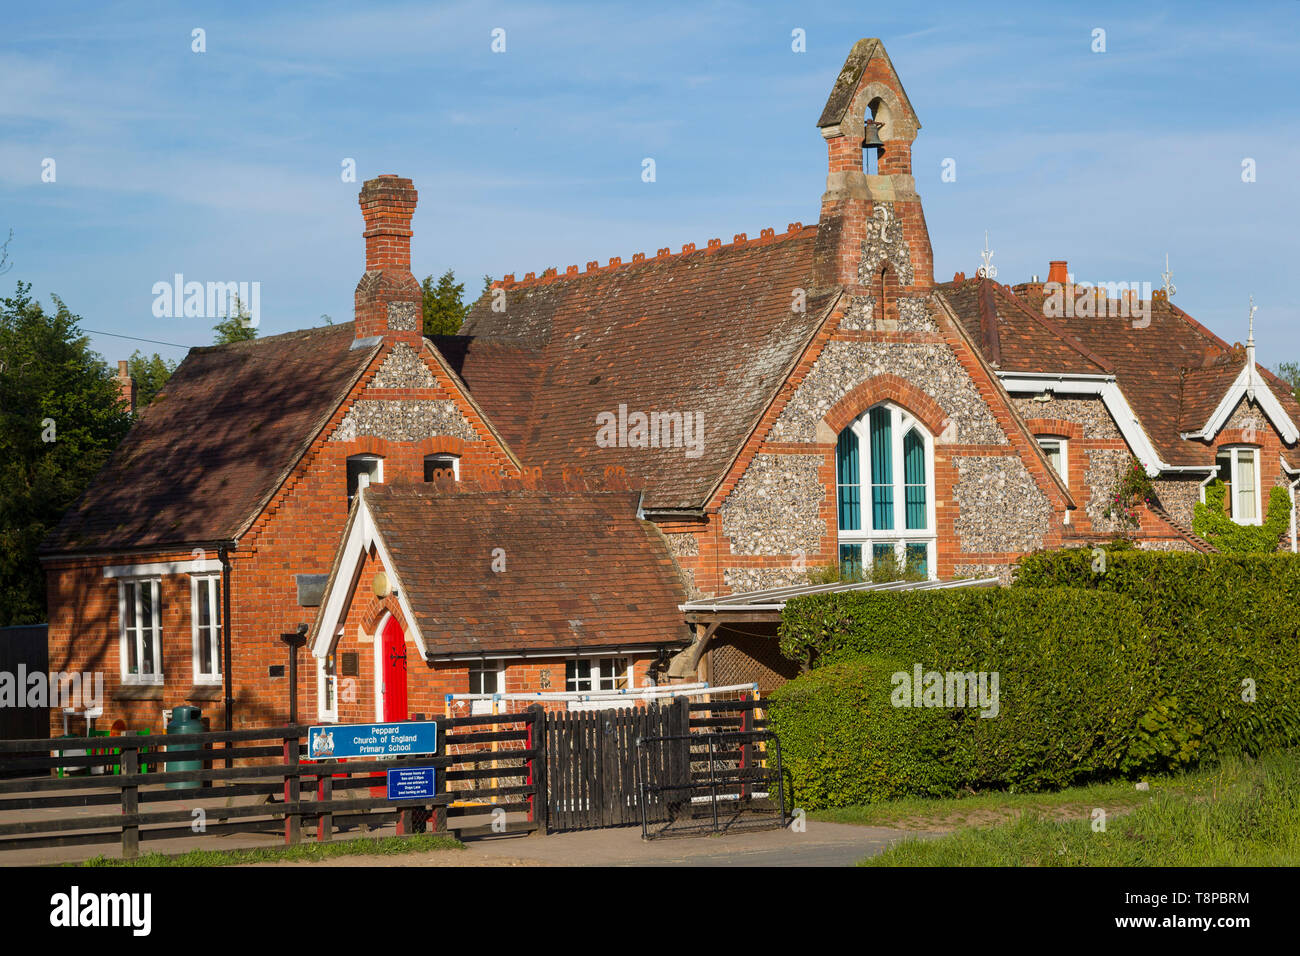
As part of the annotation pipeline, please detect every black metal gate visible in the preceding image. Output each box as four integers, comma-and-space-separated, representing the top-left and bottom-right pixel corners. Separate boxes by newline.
635, 729, 785, 839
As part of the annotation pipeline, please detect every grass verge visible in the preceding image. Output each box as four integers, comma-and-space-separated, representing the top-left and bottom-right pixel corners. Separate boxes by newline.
76, 833, 464, 867
859, 749, 1300, 866
809, 775, 1166, 831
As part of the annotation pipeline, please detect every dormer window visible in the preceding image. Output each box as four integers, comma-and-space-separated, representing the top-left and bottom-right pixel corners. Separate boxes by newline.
1216, 447, 1260, 524
346, 454, 383, 505
423, 454, 460, 481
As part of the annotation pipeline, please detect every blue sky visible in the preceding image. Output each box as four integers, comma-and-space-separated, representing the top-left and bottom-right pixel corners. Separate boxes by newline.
2, 0, 1298, 365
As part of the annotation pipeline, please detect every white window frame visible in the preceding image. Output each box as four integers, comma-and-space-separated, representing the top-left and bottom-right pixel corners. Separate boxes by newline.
1216, 445, 1262, 525
317, 644, 339, 722
837, 403, 937, 579
468, 660, 504, 715
424, 454, 461, 481
118, 577, 163, 685
190, 574, 222, 685
1036, 435, 1069, 486
346, 454, 384, 505
565, 657, 633, 693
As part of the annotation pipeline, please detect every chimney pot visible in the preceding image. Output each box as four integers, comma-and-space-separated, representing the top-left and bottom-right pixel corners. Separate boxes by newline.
359, 175, 418, 272
1047, 260, 1068, 285
115, 359, 136, 414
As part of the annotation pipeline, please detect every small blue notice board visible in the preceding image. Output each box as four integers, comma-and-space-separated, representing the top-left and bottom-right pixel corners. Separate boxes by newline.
387, 767, 437, 800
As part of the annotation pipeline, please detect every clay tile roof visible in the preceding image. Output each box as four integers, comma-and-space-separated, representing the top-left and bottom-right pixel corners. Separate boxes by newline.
364, 483, 692, 657
940, 281, 1300, 471
1178, 359, 1245, 433
41, 323, 377, 555
441, 226, 833, 510
935, 277, 1110, 375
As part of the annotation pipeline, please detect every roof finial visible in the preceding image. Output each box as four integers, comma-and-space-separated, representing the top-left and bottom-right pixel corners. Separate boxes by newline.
1161, 253, 1176, 297
1245, 295, 1260, 398
977, 231, 997, 280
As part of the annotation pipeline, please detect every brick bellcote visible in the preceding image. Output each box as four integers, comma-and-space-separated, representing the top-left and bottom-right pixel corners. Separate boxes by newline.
354, 174, 423, 346
811, 39, 934, 297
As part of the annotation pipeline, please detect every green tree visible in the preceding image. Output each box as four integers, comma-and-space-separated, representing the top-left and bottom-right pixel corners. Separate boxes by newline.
0, 283, 131, 625
212, 294, 258, 344
126, 350, 177, 411
421, 269, 474, 336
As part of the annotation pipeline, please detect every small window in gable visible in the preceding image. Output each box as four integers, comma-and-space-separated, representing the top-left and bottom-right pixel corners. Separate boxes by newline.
1036, 436, 1068, 486
346, 454, 383, 505
1216, 446, 1260, 524
424, 454, 460, 482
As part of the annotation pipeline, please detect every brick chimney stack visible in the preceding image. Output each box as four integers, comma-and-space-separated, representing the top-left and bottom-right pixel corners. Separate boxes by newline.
116, 360, 136, 414
354, 174, 423, 346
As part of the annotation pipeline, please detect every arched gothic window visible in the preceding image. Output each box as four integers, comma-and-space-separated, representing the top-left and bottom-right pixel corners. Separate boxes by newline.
835, 403, 935, 579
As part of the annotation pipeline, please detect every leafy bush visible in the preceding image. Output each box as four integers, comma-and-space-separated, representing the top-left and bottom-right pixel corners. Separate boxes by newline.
774, 588, 1152, 799
769, 554, 1300, 805
767, 655, 967, 809
1015, 548, 1300, 762
1193, 481, 1290, 553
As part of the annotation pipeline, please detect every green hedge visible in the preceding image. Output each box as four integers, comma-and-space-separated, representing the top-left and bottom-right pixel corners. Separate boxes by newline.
771, 558, 1300, 806
775, 588, 1152, 796
1014, 549, 1300, 761
768, 655, 966, 809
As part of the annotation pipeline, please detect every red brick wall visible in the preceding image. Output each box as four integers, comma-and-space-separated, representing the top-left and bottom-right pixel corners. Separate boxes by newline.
44, 339, 518, 736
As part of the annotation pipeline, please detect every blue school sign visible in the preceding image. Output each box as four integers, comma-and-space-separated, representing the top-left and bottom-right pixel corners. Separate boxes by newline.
306, 721, 438, 760
387, 766, 437, 800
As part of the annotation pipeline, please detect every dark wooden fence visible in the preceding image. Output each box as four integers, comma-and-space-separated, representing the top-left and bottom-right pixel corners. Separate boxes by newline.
0, 708, 542, 859
544, 698, 687, 830
0, 625, 49, 753
0, 696, 779, 857
543, 694, 778, 833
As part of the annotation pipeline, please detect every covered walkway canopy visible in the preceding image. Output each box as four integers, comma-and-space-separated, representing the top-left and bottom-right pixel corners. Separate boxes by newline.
679, 575, 1002, 624
667, 576, 1001, 679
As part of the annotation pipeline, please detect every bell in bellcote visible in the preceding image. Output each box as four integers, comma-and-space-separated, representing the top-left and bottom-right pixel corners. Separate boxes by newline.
861, 119, 885, 151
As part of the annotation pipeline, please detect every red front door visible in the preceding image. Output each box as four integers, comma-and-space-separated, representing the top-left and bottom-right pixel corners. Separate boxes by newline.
380, 616, 408, 721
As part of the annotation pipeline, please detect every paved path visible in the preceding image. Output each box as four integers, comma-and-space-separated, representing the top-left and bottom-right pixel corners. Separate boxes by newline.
459, 820, 924, 867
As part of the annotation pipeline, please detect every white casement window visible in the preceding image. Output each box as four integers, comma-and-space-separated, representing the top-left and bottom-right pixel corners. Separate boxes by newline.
119, 578, 163, 684
565, 657, 632, 693
468, 660, 503, 715
190, 575, 222, 684
1036, 436, 1068, 485
424, 454, 460, 481
835, 403, 937, 579
346, 454, 383, 506
317, 650, 338, 722
1216, 446, 1261, 524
